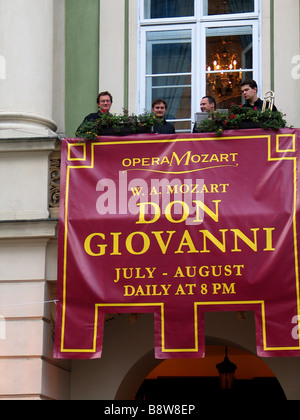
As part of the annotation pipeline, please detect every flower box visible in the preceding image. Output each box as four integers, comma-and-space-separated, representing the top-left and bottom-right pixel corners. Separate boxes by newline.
194, 105, 288, 136
99, 125, 152, 136
76, 110, 161, 140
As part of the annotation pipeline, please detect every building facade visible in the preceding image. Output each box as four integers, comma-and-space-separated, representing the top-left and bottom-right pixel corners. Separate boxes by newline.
0, 0, 300, 400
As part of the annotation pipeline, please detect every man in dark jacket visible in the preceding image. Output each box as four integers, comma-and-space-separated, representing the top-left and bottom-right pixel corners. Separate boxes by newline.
76, 91, 113, 133
152, 99, 175, 134
241, 80, 277, 111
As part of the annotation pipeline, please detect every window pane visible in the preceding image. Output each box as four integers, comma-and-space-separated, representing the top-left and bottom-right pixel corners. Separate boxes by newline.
205, 0, 255, 15
206, 26, 253, 108
174, 121, 192, 132
146, 30, 192, 122
207, 72, 253, 108
144, 0, 194, 19
150, 42, 191, 75
152, 75, 191, 87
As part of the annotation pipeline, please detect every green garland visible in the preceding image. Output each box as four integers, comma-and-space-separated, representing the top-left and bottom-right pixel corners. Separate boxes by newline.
194, 105, 288, 136
76, 110, 163, 140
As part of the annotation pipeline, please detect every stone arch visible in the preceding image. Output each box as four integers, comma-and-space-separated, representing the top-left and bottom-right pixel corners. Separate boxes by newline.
115, 336, 286, 400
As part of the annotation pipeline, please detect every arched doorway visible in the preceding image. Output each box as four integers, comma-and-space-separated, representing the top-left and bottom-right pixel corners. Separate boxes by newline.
115, 343, 286, 401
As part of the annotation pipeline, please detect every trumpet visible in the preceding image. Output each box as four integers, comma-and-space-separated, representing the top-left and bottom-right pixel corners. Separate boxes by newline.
262, 90, 275, 111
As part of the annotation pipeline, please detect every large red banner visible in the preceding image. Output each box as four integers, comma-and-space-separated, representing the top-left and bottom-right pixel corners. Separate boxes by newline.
54, 129, 300, 359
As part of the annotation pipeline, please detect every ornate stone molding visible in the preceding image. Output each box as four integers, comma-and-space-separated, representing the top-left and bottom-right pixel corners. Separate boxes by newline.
49, 143, 61, 219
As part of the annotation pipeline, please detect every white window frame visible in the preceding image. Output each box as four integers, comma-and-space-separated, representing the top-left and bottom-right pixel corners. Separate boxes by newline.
138, 0, 261, 131
140, 24, 196, 129
140, 0, 196, 25
140, 0, 260, 24
198, 19, 260, 114
202, 0, 260, 20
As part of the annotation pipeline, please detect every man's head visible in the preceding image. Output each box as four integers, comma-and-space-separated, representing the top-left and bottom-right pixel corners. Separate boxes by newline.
97, 91, 113, 113
201, 96, 216, 113
241, 80, 258, 104
152, 99, 168, 118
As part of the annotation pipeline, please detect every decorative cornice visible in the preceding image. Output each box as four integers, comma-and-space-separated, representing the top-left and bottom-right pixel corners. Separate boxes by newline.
0, 136, 58, 153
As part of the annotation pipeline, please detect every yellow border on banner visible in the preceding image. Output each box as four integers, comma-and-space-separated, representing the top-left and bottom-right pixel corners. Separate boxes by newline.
60, 134, 300, 354
67, 142, 87, 161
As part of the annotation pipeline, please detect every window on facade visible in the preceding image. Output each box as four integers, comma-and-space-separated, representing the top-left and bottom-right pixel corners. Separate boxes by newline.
140, 0, 260, 132
204, 0, 255, 15
146, 30, 192, 131
144, 0, 194, 19
206, 26, 253, 108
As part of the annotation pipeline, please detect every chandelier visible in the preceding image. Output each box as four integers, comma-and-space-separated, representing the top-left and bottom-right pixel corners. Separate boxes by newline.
207, 40, 242, 100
